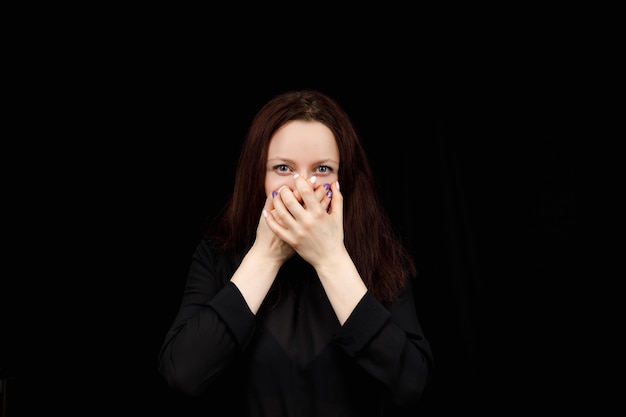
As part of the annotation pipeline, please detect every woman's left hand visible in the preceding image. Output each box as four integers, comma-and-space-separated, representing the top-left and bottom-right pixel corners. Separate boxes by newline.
264, 174, 344, 269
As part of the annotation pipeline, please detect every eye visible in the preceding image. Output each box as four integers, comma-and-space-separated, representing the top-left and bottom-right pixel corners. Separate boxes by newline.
274, 164, 292, 173
316, 166, 332, 174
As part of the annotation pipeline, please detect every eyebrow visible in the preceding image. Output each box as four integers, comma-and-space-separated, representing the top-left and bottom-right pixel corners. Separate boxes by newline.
267, 157, 340, 165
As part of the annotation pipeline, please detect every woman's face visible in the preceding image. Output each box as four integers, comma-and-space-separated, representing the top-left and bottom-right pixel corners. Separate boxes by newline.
265, 120, 340, 197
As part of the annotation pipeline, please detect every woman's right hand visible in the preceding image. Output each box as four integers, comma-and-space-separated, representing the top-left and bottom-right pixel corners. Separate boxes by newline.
251, 193, 297, 264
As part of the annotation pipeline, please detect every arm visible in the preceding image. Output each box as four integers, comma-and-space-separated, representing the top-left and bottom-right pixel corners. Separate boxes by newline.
334, 278, 433, 408
235, 183, 335, 312
266, 175, 433, 407
266, 176, 366, 324
159, 186, 333, 395
157, 241, 256, 397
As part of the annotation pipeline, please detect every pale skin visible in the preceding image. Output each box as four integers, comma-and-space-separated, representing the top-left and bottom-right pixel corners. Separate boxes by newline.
230, 120, 368, 325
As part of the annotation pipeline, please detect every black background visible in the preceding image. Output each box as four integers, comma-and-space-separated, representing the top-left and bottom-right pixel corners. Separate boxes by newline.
2, 10, 604, 416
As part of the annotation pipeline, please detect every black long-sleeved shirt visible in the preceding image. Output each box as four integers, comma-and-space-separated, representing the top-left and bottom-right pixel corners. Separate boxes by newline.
158, 239, 433, 416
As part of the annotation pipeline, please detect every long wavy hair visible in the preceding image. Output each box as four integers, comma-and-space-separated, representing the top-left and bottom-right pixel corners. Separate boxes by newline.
205, 89, 416, 303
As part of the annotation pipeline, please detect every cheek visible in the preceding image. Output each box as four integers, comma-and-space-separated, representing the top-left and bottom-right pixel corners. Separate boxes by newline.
325, 173, 339, 184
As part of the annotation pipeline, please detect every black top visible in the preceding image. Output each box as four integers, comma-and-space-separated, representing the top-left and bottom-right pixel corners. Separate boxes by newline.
158, 239, 433, 417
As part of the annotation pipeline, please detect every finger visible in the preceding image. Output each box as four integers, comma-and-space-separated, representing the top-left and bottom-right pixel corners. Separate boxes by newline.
313, 181, 329, 200
281, 176, 308, 217
294, 174, 321, 213
272, 185, 297, 226
308, 185, 331, 213
291, 174, 316, 204
263, 191, 287, 228
264, 192, 291, 231
263, 206, 284, 239
260, 196, 280, 238
264, 194, 300, 247
263, 192, 274, 212
327, 181, 343, 216
317, 182, 333, 212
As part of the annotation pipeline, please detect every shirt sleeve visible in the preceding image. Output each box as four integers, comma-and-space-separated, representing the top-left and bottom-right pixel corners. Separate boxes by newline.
157, 240, 255, 397
332, 278, 433, 408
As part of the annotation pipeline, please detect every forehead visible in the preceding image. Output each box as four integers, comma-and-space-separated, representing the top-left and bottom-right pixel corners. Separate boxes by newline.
268, 120, 339, 160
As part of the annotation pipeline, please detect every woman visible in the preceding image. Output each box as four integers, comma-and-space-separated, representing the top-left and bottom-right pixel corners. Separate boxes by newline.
158, 90, 433, 416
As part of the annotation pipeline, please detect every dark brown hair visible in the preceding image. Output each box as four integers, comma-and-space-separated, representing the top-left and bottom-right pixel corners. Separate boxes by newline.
206, 89, 416, 303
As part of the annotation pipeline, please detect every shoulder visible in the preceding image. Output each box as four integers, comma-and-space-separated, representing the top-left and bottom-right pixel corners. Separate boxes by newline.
197, 237, 224, 253
194, 238, 243, 271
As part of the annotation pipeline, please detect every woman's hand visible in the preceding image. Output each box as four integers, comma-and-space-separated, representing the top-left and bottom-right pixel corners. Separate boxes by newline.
251, 194, 297, 265
263, 174, 344, 269
251, 176, 327, 262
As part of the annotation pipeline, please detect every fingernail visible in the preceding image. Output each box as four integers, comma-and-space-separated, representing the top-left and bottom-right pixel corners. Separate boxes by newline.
323, 183, 330, 190
336, 181, 340, 190
309, 176, 317, 184
293, 173, 300, 178
326, 190, 332, 198
272, 191, 278, 198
